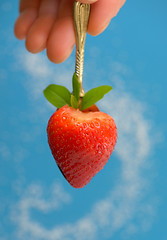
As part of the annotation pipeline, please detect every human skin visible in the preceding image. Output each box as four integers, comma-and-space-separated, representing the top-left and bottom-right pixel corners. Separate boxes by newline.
14, 0, 126, 64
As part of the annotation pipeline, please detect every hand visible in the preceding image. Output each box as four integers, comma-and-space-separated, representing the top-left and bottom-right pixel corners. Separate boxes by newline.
14, 0, 125, 64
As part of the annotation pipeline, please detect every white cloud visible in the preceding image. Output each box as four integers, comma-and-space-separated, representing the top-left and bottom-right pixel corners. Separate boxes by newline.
18, 51, 74, 101
11, 183, 72, 240
11, 52, 156, 240
12, 183, 97, 240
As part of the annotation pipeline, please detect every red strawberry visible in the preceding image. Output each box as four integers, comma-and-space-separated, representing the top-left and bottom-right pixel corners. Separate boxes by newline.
44, 73, 117, 188
47, 105, 117, 188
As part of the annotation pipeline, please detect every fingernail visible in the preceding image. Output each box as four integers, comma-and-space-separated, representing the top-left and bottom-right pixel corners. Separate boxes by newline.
101, 19, 111, 33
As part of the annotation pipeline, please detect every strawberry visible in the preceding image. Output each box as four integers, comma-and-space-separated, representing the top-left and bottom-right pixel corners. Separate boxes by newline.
44, 73, 117, 188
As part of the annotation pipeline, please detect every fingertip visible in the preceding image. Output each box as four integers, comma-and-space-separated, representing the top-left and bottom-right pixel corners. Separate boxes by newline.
47, 17, 75, 64
87, 0, 124, 36
25, 15, 56, 54
25, 29, 45, 54
47, 44, 74, 64
14, 9, 38, 40
87, 19, 110, 36
25, 34, 45, 54
14, 18, 25, 40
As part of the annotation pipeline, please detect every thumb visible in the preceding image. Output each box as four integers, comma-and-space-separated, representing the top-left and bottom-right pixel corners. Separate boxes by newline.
78, 0, 98, 4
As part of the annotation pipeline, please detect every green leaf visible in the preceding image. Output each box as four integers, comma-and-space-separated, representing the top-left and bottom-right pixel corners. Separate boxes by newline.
72, 73, 80, 102
43, 84, 71, 108
81, 85, 112, 111
71, 95, 79, 109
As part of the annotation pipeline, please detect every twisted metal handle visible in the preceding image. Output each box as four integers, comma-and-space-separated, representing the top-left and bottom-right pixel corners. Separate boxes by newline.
73, 1, 90, 97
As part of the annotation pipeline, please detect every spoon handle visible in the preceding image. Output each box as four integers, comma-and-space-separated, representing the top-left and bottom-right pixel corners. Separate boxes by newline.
73, 1, 90, 97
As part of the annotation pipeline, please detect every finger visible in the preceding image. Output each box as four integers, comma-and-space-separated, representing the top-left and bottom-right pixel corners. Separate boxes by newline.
47, 17, 75, 63
25, 15, 56, 53
25, 0, 60, 53
47, 0, 75, 63
14, 8, 38, 40
19, 0, 41, 13
15, 0, 40, 39
88, 0, 126, 36
57, 0, 74, 18
39, 0, 60, 16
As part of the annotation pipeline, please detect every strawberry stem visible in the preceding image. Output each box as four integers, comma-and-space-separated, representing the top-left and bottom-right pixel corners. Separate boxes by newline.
73, 1, 90, 97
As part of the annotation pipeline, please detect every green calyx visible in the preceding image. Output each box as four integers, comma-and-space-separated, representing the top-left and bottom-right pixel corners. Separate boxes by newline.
43, 73, 112, 111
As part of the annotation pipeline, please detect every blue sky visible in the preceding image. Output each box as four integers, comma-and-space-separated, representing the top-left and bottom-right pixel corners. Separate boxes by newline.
0, 0, 167, 239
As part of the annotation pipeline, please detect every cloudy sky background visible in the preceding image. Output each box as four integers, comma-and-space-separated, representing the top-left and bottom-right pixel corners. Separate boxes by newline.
0, 0, 167, 239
